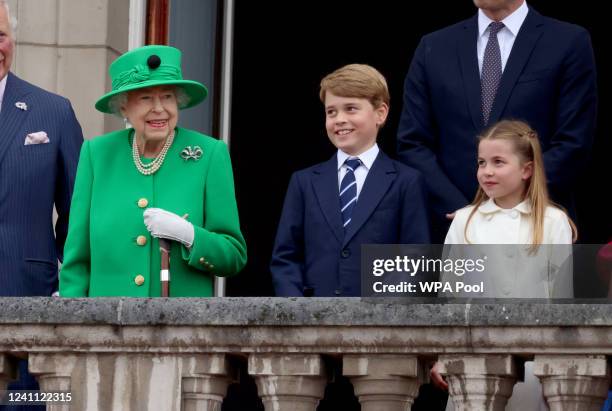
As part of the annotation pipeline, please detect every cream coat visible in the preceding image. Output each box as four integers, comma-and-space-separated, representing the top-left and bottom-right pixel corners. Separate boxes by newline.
442, 199, 573, 298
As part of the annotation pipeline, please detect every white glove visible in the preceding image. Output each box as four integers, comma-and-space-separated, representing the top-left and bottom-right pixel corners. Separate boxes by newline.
143, 208, 195, 248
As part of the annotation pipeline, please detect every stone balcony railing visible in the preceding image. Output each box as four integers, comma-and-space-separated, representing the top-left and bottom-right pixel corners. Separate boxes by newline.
0, 298, 611, 410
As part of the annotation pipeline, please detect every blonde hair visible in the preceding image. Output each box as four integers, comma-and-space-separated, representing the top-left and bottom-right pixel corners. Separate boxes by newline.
319, 64, 390, 111
464, 120, 577, 252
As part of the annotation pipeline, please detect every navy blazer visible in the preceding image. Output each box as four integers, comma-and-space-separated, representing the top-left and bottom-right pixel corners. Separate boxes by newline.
271, 151, 430, 297
397, 8, 597, 239
0, 73, 83, 296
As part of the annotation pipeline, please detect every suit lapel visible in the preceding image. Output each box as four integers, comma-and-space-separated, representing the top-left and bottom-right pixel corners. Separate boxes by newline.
458, 15, 483, 130
488, 9, 545, 124
343, 152, 396, 247
0, 73, 32, 165
312, 155, 344, 243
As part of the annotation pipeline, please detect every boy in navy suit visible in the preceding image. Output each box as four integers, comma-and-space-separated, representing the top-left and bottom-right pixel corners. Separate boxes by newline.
271, 64, 430, 297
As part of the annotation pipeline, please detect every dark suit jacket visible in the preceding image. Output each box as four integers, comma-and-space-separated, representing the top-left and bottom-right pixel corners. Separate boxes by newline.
271, 150, 430, 297
0, 72, 83, 296
397, 8, 597, 240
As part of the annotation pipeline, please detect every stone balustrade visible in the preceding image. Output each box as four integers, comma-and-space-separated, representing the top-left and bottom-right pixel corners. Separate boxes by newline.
0, 298, 611, 410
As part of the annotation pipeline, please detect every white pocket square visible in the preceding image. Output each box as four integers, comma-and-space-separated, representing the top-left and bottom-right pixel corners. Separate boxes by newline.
24, 131, 50, 145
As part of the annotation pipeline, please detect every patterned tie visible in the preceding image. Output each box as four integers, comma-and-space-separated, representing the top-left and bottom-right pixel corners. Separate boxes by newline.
340, 158, 361, 228
481, 21, 505, 125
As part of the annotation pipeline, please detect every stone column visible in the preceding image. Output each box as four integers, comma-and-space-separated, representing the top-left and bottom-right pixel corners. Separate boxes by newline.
0, 354, 17, 391
181, 354, 233, 411
438, 354, 517, 411
29, 353, 78, 411
248, 354, 327, 411
343, 354, 420, 411
533, 355, 610, 411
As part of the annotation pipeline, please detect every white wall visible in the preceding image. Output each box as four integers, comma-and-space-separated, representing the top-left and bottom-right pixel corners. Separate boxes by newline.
9, 0, 130, 139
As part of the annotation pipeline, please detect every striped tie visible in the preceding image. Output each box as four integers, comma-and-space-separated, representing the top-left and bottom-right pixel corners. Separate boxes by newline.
340, 158, 361, 228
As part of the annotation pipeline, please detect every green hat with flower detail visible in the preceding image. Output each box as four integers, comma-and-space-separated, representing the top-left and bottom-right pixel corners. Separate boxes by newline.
95, 45, 208, 114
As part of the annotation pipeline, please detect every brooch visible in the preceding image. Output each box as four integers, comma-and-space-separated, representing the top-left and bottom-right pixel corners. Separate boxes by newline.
180, 145, 203, 161
15, 102, 28, 111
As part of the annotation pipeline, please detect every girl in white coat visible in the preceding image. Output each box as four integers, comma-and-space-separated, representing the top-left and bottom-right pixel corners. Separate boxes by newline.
444, 120, 576, 298
437, 120, 577, 410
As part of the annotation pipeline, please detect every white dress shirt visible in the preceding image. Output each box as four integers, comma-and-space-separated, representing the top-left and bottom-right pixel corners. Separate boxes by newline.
337, 143, 379, 199
0, 74, 7, 113
477, 0, 529, 74
443, 198, 573, 298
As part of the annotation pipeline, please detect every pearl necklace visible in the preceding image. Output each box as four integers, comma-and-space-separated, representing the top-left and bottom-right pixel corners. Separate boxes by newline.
132, 131, 174, 176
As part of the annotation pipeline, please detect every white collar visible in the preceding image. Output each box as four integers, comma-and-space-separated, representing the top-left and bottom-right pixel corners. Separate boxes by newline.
337, 143, 380, 171
478, 0, 529, 38
477, 198, 531, 214
0, 74, 7, 111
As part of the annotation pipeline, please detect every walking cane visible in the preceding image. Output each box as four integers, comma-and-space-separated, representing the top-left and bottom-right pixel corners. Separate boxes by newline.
159, 238, 171, 297
158, 213, 188, 297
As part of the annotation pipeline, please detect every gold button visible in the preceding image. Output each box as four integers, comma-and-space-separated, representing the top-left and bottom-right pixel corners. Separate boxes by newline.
199, 257, 206, 264
136, 235, 147, 246
134, 275, 145, 286
137, 198, 149, 208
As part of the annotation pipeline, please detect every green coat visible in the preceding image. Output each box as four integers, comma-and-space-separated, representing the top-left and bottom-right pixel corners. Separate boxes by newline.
60, 127, 247, 297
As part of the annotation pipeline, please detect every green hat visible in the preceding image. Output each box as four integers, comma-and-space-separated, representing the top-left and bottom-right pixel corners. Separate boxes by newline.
95, 45, 208, 114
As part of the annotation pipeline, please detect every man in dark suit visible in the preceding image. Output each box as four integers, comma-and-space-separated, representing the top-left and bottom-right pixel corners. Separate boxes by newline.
0, 1, 82, 297
271, 64, 430, 298
0, 1, 82, 407
398, 1, 597, 408
397, 0, 597, 242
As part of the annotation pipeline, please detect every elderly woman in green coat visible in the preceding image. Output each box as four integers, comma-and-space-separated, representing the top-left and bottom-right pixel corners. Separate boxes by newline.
60, 45, 246, 297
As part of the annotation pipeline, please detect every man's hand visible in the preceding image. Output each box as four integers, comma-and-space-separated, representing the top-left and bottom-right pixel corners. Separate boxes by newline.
144, 208, 194, 248
430, 361, 449, 391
